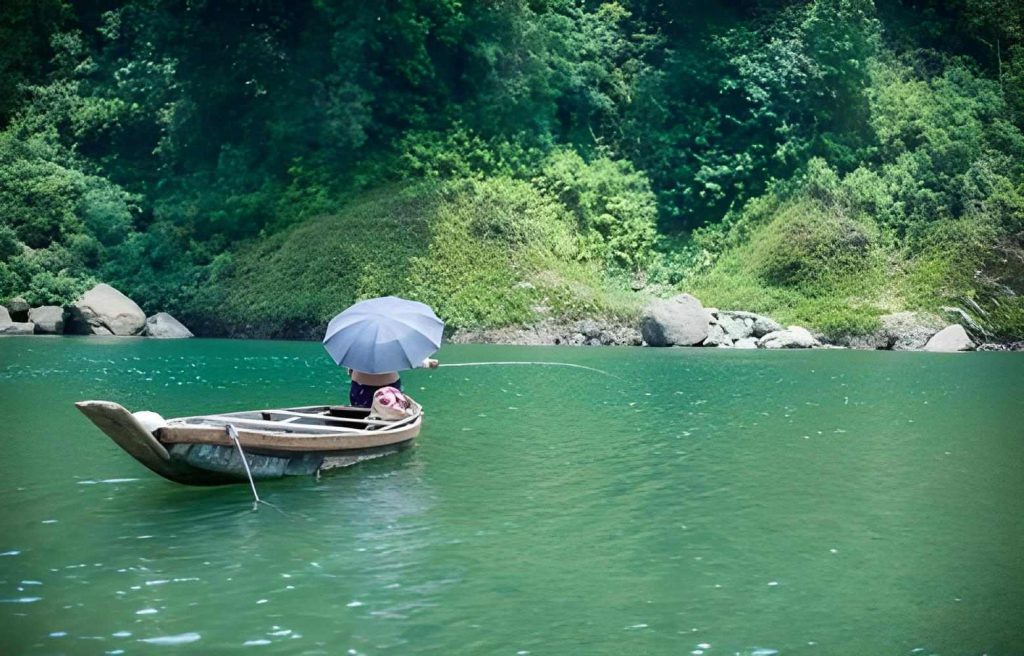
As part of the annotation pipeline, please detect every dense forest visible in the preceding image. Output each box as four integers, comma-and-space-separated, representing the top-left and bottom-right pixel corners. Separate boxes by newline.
2, 0, 1022, 339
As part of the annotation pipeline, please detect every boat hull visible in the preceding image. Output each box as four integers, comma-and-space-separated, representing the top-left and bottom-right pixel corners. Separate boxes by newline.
166, 441, 412, 481
75, 400, 420, 486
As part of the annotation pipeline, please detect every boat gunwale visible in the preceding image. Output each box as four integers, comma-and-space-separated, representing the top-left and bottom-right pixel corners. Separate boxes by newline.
157, 415, 421, 451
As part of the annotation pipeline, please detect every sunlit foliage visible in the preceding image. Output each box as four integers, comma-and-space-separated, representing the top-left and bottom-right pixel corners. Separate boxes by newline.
0, 0, 1021, 336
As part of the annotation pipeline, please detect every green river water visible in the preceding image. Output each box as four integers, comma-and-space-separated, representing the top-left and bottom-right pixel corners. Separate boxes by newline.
0, 337, 1022, 655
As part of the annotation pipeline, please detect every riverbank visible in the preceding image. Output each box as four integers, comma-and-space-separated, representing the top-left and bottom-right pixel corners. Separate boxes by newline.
0, 284, 192, 339
450, 318, 1023, 351
452, 294, 1024, 352
5, 283, 1021, 352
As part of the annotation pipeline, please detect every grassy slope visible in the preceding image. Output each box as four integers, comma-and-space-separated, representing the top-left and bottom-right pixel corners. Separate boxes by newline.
208, 179, 641, 338
685, 188, 1024, 340
685, 194, 892, 338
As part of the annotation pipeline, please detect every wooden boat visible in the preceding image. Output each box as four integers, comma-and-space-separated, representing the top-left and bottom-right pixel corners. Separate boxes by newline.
75, 399, 422, 486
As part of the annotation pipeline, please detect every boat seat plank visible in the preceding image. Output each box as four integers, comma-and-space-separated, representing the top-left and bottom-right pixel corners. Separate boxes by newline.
261, 409, 416, 428
176, 415, 363, 434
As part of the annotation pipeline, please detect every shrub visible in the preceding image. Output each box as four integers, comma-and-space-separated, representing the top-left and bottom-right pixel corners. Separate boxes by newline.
0, 262, 24, 303
534, 149, 658, 271
749, 199, 876, 289
987, 296, 1024, 339
790, 296, 882, 338
0, 224, 21, 261
24, 269, 91, 306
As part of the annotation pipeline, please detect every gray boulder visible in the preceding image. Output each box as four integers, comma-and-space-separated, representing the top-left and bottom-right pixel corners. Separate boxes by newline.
68, 284, 146, 336
885, 312, 944, 350
834, 331, 891, 350
0, 322, 35, 335
722, 310, 782, 337
758, 325, 821, 349
717, 313, 755, 340
28, 306, 65, 334
733, 337, 759, 349
0, 305, 32, 334
566, 332, 586, 345
577, 319, 603, 339
923, 324, 974, 352
753, 316, 783, 337
145, 312, 194, 339
641, 294, 711, 346
703, 322, 733, 347
7, 297, 29, 321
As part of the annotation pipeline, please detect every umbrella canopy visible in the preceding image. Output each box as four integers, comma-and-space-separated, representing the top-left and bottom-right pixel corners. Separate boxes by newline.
323, 296, 443, 374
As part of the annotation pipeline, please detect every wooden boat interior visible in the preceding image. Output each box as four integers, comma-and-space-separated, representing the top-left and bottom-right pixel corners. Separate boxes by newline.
169, 404, 419, 435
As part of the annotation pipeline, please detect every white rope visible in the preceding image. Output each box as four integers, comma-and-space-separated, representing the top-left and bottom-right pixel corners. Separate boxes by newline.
226, 424, 261, 511
438, 361, 623, 381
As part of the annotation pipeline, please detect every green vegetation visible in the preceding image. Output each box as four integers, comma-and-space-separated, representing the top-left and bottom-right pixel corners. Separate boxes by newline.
210, 177, 642, 337
1, 0, 1022, 339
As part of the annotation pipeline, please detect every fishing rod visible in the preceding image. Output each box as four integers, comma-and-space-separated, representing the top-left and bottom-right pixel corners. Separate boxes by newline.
437, 361, 625, 381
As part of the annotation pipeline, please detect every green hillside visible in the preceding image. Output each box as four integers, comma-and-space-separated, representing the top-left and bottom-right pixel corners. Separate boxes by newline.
204, 178, 641, 337
1, 0, 1022, 339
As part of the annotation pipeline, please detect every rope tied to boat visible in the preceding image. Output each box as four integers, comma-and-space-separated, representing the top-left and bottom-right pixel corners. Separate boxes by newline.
225, 424, 261, 511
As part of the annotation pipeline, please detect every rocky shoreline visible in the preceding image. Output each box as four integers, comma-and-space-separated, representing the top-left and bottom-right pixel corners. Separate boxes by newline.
0, 284, 193, 339
453, 293, 1017, 353
4, 285, 1020, 352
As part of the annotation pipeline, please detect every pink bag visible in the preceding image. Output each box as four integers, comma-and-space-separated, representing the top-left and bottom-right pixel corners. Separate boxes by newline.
370, 386, 413, 420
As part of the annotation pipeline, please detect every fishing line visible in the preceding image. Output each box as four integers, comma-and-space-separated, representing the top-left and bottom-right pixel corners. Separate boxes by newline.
438, 361, 626, 381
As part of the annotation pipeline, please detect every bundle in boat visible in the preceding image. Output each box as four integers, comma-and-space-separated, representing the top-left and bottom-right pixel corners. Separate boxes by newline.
74, 399, 422, 486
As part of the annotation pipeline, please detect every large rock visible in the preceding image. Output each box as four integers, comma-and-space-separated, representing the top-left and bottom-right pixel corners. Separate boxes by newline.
0, 322, 35, 335
7, 297, 29, 321
145, 312, 194, 339
733, 337, 759, 349
28, 306, 65, 334
641, 294, 711, 346
834, 331, 891, 350
884, 312, 943, 350
722, 310, 782, 338
69, 283, 146, 336
0, 305, 32, 334
923, 324, 974, 352
703, 322, 733, 347
758, 325, 821, 349
716, 313, 754, 340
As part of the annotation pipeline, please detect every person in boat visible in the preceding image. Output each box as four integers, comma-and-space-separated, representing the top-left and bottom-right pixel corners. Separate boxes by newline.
348, 357, 438, 408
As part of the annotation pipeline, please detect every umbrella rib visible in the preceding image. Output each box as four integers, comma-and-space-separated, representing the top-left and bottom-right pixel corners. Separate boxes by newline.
362, 321, 383, 373
393, 333, 419, 371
